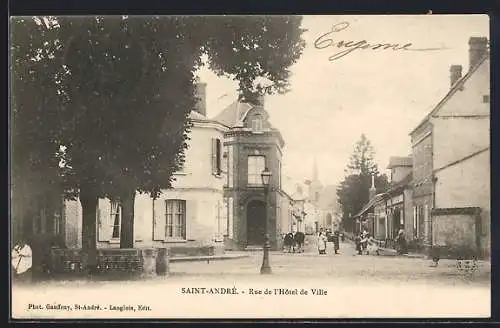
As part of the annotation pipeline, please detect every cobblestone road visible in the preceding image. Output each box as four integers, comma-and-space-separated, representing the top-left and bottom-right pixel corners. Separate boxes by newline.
12, 241, 491, 319
170, 241, 490, 287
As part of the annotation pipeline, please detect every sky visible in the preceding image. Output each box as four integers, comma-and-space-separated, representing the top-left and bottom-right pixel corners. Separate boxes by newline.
196, 15, 489, 190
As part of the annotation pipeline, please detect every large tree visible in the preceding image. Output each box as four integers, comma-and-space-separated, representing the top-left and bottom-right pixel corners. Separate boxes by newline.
11, 15, 306, 250
336, 134, 389, 232
11, 17, 67, 245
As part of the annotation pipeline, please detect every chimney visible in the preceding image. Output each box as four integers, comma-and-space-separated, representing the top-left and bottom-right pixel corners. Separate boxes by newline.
449, 65, 462, 87
469, 37, 488, 70
257, 94, 265, 107
194, 81, 207, 116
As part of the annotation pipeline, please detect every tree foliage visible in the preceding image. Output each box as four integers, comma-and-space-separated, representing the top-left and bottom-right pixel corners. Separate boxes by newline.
336, 134, 389, 232
11, 15, 306, 249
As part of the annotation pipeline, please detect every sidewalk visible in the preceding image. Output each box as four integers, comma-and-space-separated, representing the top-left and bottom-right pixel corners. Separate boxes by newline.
169, 252, 249, 263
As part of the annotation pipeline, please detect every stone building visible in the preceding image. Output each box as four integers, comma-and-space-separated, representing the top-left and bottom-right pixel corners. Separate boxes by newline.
214, 96, 292, 251
409, 36, 490, 258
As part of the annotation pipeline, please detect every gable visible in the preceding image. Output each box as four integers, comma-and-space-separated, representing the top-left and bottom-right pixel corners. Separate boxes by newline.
243, 107, 270, 129
434, 58, 490, 117
409, 54, 489, 136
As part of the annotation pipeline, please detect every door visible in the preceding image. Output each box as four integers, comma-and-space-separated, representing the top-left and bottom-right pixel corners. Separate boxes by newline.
246, 200, 266, 245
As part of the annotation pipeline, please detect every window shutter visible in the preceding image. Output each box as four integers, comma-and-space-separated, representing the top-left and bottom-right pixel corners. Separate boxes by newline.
185, 200, 197, 240
211, 138, 217, 174
97, 198, 111, 242
153, 199, 166, 241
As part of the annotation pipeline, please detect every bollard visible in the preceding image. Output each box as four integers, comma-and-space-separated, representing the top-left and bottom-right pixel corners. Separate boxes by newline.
141, 248, 158, 278
156, 248, 170, 276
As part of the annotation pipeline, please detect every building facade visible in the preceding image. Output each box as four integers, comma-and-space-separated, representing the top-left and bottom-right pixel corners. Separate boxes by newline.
215, 96, 290, 251
64, 82, 229, 251
410, 36, 490, 258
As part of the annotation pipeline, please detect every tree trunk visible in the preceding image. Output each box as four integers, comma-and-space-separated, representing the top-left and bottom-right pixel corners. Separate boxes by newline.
80, 187, 98, 251
120, 189, 136, 249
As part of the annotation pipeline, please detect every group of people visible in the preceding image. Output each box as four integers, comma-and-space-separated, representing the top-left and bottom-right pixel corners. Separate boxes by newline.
354, 226, 408, 256
282, 225, 306, 253
316, 228, 342, 255
354, 230, 379, 255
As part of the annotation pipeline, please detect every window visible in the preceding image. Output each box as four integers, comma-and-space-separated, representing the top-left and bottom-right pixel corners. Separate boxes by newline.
227, 146, 233, 187
212, 138, 222, 175
247, 155, 266, 185
483, 95, 490, 103
166, 200, 186, 239
251, 114, 263, 132
278, 160, 282, 188
110, 201, 122, 239
53, 212, 62, 235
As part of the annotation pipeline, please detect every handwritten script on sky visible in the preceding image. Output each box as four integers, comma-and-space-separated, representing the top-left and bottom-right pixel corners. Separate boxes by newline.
314, 21, 450, 62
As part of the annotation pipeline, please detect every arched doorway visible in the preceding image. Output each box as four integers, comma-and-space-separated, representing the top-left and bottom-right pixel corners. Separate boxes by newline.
247, 200, 266, 246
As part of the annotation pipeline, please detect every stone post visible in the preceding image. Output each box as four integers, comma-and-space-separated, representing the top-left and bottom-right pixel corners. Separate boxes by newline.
156, 248, 170, 276
141, 248, 158, 278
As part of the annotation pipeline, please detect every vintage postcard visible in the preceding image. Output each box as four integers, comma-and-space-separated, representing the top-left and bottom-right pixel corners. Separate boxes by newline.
10, 14, 490, 319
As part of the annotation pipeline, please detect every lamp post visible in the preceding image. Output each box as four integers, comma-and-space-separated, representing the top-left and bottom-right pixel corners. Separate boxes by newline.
260, 167, 272, 275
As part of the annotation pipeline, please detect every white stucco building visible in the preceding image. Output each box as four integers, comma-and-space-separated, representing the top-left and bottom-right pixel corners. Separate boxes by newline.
64, 82, 230, 250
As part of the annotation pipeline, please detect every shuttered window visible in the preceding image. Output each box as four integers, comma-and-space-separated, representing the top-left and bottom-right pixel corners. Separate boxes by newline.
110, 201, 122, 240
166, 200, 186, 239
227, 146, 233, 187
211, 138, 222, 176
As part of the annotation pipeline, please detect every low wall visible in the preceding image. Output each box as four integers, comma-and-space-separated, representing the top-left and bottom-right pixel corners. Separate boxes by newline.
431, 207, 482, 260
48, 248, 169, 278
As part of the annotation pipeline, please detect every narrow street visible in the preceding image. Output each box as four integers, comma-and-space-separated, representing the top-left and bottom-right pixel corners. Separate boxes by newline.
170, 241, 490, 286
12, 241, 491, 319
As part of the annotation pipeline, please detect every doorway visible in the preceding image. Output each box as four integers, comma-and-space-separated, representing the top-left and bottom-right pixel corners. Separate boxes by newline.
246, 200, 266, 245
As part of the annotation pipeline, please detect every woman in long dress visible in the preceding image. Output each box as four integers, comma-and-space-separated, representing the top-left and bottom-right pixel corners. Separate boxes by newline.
317, 230, 327, 255
11, 238, 33, 283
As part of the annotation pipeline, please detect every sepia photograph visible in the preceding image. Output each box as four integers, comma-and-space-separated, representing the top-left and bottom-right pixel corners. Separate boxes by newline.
10, 14, 490, 319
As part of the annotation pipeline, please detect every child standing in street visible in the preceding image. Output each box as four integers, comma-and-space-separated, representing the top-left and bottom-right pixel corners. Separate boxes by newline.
317, 229, 327, 255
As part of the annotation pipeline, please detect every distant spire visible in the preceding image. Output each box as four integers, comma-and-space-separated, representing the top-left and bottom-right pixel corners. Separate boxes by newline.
369, 173, 376, 200
313, 157, 319, 181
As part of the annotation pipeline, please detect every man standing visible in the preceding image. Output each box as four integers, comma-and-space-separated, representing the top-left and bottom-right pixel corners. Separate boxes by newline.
332, 230, 340, 254
12, 238, 33, 283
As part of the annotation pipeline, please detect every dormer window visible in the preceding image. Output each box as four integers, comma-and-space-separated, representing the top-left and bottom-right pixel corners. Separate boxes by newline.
251, 114, 263, 132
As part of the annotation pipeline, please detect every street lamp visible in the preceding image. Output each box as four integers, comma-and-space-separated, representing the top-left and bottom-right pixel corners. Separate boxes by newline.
260, 167, 272, 275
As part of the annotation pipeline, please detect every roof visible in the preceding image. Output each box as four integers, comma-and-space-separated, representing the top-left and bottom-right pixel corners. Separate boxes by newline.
188, 110, 228, 128
354, 193, 385, 218
212, 100, 253, 127
409, 52, 489, 136
387, 171, 413, 194
387, 156, 413, 169
189, 110, 209, 120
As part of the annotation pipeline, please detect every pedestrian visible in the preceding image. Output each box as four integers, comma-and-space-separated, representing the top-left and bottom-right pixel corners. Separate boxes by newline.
317, 229, 327, 255
11, 238, 33, 284
332, 230, 340, 254
395, 226, 408, 255
366, 234, 380, 255
354, 233, 363, 255
361, 229, 369, 252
